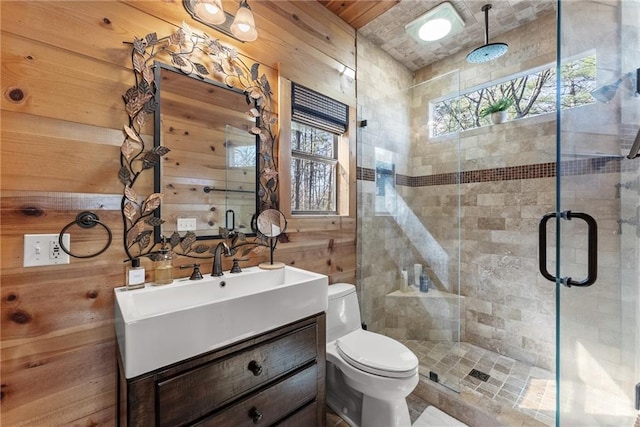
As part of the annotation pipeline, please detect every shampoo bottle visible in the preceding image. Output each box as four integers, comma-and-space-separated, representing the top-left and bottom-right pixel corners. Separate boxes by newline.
413, 264, 422, 287
419, 269, 429, 293
126, 258, 146, 290
400, 269, 409, 292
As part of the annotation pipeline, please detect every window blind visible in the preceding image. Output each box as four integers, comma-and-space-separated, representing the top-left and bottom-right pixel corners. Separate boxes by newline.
291, 83, 348, 134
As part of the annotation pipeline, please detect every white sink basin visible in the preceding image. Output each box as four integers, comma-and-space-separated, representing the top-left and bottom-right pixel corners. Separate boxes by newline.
114, 265, 328, 378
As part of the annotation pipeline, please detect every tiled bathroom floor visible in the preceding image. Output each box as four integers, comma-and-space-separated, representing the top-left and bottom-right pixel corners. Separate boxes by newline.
403, 340, 556, 426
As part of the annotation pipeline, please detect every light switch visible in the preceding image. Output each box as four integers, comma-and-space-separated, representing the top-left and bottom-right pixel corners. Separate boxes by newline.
24, 234, 70, 267
177, 218, 197, 231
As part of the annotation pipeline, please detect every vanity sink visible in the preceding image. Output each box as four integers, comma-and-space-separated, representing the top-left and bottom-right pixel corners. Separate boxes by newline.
114, 265, 328, 378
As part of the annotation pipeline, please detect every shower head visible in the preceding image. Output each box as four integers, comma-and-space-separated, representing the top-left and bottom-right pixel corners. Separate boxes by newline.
590, 71, 637, 103
466, 4, 508, 64
466, 42, 509, 63
590, 77, 625, 103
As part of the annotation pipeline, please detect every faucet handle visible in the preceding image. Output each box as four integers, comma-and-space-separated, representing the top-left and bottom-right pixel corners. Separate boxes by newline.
180, 263, 204, 280
230, 258, 249, 274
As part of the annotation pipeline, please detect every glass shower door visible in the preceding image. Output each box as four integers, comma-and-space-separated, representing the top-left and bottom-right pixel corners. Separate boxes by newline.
356, 68, 463, 393
552, 0, 640, 425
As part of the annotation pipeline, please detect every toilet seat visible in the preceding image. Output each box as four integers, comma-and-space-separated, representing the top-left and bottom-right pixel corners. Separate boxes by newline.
336, 330, 418, 378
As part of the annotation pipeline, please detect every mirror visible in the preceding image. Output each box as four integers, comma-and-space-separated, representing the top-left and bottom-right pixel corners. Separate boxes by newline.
154, 63, 259, 241
256, 209, 287, 269
256, 208, 287, 237
119, 26, 278, 261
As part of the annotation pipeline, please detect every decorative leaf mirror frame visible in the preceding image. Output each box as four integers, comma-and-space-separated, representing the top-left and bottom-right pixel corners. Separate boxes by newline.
119, 23, 278, 262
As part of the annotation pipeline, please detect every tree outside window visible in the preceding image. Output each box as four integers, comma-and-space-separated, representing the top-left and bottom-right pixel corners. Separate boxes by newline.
290, 121, 337, 213
431, 54, 596, 137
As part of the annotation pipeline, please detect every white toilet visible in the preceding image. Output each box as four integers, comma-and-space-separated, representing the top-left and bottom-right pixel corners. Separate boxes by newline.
326, 283, 419, 427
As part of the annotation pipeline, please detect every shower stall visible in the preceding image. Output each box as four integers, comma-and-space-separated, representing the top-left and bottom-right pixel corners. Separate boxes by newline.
356, 1, 639, 426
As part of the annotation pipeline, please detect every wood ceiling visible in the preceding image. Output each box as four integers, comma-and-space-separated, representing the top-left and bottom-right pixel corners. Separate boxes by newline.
318, 0, 400, 29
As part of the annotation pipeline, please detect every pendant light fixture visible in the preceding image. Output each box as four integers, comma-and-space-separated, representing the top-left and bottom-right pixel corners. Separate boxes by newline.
230, 0, 258, 42
466, 4, 508, 63
193, 0, 225, 25
184, 0, 258, 42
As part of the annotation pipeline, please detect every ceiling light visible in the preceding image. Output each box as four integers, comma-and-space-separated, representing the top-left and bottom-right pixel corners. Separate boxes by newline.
405, 2, 465, 44
419, 18, 452, 41
184, 0, 258, 43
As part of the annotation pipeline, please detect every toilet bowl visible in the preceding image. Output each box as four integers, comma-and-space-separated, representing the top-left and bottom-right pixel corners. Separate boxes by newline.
326, 283, 419, 427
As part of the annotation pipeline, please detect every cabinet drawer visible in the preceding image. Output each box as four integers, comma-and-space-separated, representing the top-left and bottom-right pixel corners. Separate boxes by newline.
274, 400, 318, 426
157, 323, 317, 427
196, 364, 317, 427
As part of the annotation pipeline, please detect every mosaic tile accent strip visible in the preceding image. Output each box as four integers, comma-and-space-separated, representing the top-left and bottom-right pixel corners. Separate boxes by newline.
357, 166, 375, 181
395, 173, 411, 186
358, 157, 627, 187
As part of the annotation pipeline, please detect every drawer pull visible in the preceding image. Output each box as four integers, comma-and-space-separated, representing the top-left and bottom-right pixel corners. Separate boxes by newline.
248, 360, 263, 376
249, 407, 263, 424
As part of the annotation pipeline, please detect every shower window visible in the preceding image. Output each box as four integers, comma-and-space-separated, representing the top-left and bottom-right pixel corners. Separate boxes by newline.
430, 53, 596, 137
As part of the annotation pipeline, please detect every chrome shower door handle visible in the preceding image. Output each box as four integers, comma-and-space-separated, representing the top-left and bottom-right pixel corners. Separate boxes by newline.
538, 210, 598, 287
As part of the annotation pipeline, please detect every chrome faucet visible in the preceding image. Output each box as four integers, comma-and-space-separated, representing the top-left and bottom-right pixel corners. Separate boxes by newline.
212, 242, 231, 276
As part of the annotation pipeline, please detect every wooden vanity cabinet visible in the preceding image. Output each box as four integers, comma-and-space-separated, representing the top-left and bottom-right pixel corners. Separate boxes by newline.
117, 313, 326, 426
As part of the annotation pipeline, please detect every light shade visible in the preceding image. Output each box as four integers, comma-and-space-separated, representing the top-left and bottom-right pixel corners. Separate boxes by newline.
183, 0, 258, 43
194, 0, 225, 25
405, 2, 465, 44
230, 1, 258, 42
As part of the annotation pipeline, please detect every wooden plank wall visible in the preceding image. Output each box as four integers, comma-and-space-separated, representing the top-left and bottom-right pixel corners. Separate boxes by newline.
0, 1, 356, 424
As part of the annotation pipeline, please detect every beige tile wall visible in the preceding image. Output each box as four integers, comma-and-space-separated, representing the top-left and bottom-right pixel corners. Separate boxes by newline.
357, 8, 637, 404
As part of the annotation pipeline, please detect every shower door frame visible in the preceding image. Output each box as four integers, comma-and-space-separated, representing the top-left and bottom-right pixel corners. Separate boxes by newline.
553, 0, 640, 425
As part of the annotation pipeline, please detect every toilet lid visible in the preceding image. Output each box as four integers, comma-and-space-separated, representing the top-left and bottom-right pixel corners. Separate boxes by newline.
336, 330, 418, 378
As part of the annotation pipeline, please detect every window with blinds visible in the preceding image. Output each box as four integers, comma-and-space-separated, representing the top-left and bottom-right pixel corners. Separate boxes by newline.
291, 83, 348, 135
290, 84, 348, 214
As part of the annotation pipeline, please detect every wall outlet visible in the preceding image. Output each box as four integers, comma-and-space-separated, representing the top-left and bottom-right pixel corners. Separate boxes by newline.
24, 234, 70, 267
177, 218, 197, 231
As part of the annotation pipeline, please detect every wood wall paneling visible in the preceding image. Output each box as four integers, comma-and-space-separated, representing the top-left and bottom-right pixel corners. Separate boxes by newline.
1, 1, 356, 425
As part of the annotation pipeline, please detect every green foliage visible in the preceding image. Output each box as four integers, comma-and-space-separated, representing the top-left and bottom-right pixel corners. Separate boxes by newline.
479, 97, 514, 118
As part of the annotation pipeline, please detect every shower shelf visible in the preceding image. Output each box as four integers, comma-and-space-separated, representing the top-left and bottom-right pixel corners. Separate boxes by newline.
384, 288, 464, 343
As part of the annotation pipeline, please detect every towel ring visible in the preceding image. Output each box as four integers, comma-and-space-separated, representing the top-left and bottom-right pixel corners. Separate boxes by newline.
58, 211, 112, 258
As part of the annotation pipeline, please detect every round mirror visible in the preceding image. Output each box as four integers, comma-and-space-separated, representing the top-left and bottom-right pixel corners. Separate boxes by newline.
256, 209, 287, 238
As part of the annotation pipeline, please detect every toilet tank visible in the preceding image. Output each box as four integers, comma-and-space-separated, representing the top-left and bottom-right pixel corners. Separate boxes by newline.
326, 283, 362, 343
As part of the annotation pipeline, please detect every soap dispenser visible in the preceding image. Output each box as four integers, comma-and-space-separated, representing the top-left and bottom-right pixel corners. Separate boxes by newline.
154, 249, 174, 285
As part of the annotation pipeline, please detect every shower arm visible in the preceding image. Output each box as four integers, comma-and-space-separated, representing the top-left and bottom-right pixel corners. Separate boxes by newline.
483, 4, 491, 45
